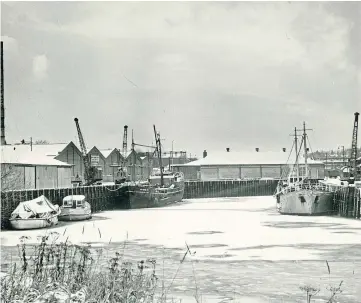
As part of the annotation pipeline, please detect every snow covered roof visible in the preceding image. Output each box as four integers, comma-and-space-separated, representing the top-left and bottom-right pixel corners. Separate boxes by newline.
98, 148, 124, 159
4, 143, 69, 157
99, 148, 115, 158
1, 144, 72, 166
174, 150, 324, 167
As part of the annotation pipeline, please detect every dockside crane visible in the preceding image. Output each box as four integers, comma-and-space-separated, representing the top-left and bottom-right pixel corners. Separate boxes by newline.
74, 118, 102, 186
122, 125, 128, 161
349, 112, 360, 181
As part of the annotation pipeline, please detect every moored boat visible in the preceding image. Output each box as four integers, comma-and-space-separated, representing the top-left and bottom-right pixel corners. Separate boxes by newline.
58, 195, 92, 221
127, 124, 185, 208
128, 171, 185, 208
275, 123, 345, 216
9, 195, 60, 230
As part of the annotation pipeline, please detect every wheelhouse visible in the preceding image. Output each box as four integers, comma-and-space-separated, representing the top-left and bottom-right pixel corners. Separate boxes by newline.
62, 195, 86, 208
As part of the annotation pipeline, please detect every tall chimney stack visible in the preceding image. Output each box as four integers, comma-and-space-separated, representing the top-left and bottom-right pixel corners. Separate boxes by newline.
203, 150, 207, 158
1, 41, 6, 145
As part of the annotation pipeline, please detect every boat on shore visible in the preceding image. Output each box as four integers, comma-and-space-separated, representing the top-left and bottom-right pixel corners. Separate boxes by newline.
9, 195, 60, 230
275, 123, 346, 216
58, 195, 92, 221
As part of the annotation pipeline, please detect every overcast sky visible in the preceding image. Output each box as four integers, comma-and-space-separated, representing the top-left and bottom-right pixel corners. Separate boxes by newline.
1, 1, 360, 157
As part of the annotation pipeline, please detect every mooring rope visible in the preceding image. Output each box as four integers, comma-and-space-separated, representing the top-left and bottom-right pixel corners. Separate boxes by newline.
274, 141, 295, 196
103, 185, 126, 192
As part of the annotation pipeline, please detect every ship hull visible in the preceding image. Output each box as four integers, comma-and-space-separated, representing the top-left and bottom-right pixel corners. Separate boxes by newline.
9, 214, 59, 230
277, 189, 335, 216
58, 201, 92, 221
128, 186, 184, 209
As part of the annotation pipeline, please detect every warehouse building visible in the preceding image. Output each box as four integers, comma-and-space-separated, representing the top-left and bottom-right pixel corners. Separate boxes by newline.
98, 148, 125, 182
125, 149, 148, 181
1, 145, 73, 190
1, 142, 84, 183
51, 142, 84, 179
87, 146, 106, 179
171, 149, 325, 181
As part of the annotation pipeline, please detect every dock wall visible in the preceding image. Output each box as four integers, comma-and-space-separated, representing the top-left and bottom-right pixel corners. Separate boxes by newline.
2, 180, 360, 229
333, 186, 361, 219
183, 179, 279, 198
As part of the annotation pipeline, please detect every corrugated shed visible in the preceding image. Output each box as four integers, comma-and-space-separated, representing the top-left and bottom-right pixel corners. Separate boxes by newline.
178, 151, 324, 166
1, 144, 72, 166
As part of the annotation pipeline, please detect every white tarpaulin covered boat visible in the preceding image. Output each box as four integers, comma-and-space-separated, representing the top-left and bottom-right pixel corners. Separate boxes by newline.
58, 195, 92, 221
9, 195, 60, 230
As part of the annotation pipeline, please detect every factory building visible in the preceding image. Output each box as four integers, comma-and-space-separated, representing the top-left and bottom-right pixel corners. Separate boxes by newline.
1, 144, 72, 190
171, 149, 325, 181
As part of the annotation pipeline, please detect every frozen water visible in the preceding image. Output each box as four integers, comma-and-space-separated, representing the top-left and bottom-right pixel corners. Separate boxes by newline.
2, 196, 361, 262
1, 196, 361, 302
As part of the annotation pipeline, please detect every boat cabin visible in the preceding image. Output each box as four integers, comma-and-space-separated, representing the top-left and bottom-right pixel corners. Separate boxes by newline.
149, 175, 175, 186
62, 195, 87, 209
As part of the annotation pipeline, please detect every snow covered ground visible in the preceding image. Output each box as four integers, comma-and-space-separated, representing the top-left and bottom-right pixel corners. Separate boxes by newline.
1, 196, 361, 302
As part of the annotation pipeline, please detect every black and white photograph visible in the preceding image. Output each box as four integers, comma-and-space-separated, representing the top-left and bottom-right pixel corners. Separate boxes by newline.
0, 1, 360, 302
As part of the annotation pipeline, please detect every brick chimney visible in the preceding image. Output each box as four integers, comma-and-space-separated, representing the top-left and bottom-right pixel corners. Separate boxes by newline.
203, 150, 207, 158
226, 147, 230, 152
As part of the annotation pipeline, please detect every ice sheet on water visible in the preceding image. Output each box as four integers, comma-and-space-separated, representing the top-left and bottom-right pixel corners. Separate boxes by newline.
2, 196, 361, 261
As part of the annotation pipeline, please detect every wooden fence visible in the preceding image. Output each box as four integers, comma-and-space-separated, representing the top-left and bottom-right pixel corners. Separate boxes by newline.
1, 184, 130, 229
183, 179, 279, 199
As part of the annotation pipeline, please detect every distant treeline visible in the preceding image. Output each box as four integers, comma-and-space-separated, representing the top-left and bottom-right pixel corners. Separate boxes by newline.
309, 148, 361, 160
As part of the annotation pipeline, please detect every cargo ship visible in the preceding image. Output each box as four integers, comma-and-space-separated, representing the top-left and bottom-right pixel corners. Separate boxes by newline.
125, 124, 185, 208
128, 170, 185, 208
275, 122, 346, 215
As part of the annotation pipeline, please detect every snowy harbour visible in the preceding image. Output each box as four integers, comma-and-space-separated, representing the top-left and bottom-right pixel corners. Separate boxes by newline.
1, 196, 361, 302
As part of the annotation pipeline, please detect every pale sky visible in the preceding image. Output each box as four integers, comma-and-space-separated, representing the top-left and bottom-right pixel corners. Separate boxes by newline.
1, 1, 360, 157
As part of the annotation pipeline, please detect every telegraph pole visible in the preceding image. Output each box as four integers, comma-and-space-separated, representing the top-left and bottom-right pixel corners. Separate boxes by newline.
1, 41, 6, 145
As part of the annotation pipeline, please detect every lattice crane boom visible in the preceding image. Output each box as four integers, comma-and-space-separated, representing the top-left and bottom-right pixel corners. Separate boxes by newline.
122, 125, 128, 160
349, 112, 359, 177
74, 118, 91, 183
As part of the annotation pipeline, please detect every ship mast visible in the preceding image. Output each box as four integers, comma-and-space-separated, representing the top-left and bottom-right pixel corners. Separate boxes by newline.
153, 125, 164, 186
294, 127, 300, 182
303, 122, 308, 179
